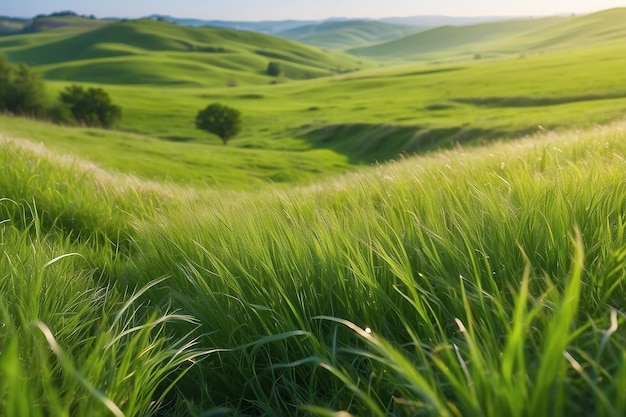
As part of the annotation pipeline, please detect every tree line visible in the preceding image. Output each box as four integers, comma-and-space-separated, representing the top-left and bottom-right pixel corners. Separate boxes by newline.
0, 54, 121, 128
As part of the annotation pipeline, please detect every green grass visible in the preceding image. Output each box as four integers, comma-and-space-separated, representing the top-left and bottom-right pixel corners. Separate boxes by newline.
3, 9, 626, 415
0, 120, 351, 188
0, 140, 204, 416
2, 117, 626, 416
2, 40, 625, 189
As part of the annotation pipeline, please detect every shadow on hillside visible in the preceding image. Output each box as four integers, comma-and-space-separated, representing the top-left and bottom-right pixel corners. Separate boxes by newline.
454, 92, 626, 107
299, 123, 511, 165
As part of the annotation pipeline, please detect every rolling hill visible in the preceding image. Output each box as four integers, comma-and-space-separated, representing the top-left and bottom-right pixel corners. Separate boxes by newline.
148, 14, 319, 33
1, 8, 625, 181
2, 38, 626, 184
497, 7, 626, 50
277, 20, 422, 49
349, 16, 567, 61
350, 8, 626, 61
1, 18, 366, 86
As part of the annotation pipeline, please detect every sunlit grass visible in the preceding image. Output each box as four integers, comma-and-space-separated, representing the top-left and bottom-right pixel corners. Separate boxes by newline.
2, 13, 626, 412
0, 209, 205, 416
115, 121, 626, 415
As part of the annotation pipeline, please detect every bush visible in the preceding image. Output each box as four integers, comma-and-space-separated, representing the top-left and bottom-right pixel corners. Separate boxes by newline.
195, 103, 242, 145
59, 85, 121, 128
48, 102, 78, 126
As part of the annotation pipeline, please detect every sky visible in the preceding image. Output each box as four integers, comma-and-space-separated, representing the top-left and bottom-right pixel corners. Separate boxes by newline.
3, 0, 625, 21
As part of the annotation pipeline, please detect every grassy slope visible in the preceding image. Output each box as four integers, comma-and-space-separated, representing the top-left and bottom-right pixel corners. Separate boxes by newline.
499, 7, 626, 50
1, 18, 365, 86
2, 119, 626, 416
2, 39, 626, 189
277, 20, 421, 49
349, 16, 566, 60
350, 8, 626, 61
0, 116, 349, 188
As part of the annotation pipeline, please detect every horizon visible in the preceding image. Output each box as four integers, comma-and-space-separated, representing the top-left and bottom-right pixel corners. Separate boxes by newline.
3, 0, 625, 21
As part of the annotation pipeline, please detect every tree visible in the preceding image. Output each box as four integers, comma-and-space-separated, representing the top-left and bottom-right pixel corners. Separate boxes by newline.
195, 103, 242, 145
266, 61, 282, 77
59, 85, 121, 128
5, 63, 47, 116
0, 54, 12, 110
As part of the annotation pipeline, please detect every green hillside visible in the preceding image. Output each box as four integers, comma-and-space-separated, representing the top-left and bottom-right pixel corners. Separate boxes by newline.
349, 16, 566, 61
350, 8, 626, 61
498, 7, 626, 50
1, 41, 625, 190
277, 20, 422, 49
1, 18, 366, 86
1, 37, 625, 189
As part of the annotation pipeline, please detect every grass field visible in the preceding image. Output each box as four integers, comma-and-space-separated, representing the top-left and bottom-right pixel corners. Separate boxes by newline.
2, 7, 626, 417
2, 33, 626, 188
2, 119, 626, 416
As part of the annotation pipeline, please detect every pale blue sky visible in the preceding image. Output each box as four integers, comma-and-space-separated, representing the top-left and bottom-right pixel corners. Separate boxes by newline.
3, 0, 625, 20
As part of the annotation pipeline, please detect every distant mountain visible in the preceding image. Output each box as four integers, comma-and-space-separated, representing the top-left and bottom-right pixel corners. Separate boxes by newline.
147, 15, 318, 33
0, 16, 30, 34
20, 14, 114, 33
380, 15, 517, 27
145, 14, 525, 36
277, 20, 423, 49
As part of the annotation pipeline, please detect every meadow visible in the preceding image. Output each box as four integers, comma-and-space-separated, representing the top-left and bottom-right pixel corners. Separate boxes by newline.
1, 7, 626, 417
2, 10, 626, 188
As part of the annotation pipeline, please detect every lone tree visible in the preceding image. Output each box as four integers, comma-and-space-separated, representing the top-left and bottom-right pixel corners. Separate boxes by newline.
266, 61, 282, 77
59, 85, 121, 128
195, 103, 242, 145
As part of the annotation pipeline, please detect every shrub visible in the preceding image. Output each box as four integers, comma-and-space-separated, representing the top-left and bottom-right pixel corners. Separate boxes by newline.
47, 102, 77, 126
59, 85, 121, 128
195, 103, 242, 145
